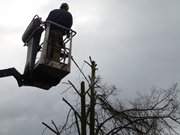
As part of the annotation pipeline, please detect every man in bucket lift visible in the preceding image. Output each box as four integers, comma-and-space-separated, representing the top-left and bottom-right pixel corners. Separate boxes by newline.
0, 3, 73, 89
46, 3, 73, 62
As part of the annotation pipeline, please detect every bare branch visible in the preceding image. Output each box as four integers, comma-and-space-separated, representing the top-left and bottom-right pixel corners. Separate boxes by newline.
62, 98, 81, 119
42, 122, 57, 135
68, 80, 81, 96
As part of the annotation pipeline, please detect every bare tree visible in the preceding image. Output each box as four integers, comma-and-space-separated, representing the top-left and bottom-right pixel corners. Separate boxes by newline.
97, 83, 180, 135
42, 58, 180, 135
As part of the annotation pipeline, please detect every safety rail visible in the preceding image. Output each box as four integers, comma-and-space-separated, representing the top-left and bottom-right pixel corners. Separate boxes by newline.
23, 15, 77, 46
41, 21, 76, 66
44, 20, 76, 44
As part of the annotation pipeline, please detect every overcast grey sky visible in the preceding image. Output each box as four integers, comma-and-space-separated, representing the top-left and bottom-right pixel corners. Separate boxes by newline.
0, 0, 179, 134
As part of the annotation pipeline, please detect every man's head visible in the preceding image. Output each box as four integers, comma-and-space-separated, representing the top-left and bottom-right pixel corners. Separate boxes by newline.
60, 3, 69, 11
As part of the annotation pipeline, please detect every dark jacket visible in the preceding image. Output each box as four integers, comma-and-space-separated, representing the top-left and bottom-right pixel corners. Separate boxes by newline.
46, 9, 73, 35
